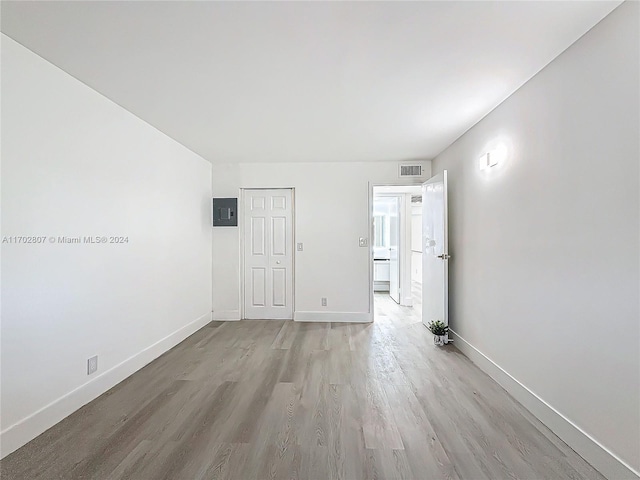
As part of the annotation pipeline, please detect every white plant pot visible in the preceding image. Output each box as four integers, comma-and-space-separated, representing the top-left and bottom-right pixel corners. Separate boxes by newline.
434, 334, 447, 346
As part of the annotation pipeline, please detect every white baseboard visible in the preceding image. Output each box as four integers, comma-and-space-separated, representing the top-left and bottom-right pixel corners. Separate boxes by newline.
293, 311, 373, 323
0, 311, 213, 459
449, 329, 640, 480
212, 309, 240, 321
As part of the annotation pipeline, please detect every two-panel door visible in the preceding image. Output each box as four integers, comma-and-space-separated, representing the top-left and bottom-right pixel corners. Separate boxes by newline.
243, 189, 293, 320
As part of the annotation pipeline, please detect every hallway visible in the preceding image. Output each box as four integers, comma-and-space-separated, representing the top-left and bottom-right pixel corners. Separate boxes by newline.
374, 280, 422, 327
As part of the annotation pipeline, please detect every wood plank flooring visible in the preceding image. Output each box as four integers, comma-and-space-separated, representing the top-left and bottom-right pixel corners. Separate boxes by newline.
1, 289, 605, 480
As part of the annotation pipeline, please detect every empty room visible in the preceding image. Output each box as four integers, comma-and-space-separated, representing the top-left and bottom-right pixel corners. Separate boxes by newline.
1, 1, 638, 479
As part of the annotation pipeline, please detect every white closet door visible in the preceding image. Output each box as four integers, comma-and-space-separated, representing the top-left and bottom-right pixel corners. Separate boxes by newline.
244, 189, 293, 320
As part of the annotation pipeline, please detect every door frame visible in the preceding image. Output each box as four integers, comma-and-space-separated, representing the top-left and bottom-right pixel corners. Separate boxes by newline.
239, 187, 296, 320
369, 183, 422, 317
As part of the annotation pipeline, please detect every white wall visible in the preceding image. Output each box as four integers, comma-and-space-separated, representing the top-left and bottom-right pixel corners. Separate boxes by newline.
0, 36, 213, 457
212, 161, 430, 321
432, 3, 639, 478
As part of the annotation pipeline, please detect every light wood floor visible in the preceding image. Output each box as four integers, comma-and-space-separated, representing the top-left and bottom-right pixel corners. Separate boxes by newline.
1, 290, 604, 480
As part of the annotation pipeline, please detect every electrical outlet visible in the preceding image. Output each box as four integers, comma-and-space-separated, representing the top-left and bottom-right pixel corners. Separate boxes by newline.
87, 355, 98, 375
359, 237, 368, 247
321, 297, 327, 307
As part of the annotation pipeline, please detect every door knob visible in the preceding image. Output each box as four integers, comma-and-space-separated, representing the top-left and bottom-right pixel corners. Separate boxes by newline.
276, 260, 281, 264
437, 253, 451, 260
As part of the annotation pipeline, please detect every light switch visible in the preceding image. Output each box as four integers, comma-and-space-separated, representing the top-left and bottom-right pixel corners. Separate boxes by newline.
359, 237, 368, 247
297, 243, 303, 251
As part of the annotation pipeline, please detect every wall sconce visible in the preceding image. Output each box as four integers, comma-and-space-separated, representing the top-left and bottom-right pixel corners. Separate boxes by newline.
479, 144, 507, 171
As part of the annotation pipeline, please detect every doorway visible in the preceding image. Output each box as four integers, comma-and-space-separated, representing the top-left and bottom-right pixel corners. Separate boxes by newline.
372, 185, 422, 319
242, 188, 294, 320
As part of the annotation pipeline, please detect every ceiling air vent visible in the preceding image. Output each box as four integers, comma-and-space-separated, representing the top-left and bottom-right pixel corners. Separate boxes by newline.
399, 164, 422, 178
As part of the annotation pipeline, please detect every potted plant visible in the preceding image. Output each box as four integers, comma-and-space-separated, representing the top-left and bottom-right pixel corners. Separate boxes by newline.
426, 320, 449, 346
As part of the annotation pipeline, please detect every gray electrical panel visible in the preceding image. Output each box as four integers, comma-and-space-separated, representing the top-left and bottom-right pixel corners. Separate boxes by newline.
212, 198, 237, 226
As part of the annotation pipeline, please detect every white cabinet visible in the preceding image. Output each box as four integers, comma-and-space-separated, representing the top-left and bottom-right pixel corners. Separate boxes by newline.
375, 261, 390, 281
373, 260, 390, 291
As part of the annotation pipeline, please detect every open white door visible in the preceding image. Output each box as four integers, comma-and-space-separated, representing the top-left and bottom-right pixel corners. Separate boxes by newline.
388, 196, 401, 304
243, 189, 294, 320
422, 171, 449, 336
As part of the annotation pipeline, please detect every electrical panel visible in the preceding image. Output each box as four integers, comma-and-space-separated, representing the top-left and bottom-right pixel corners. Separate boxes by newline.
212, 198, 237, 226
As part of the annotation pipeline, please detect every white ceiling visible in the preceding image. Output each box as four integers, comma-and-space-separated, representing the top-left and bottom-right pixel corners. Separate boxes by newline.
1, 1, 621, 164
